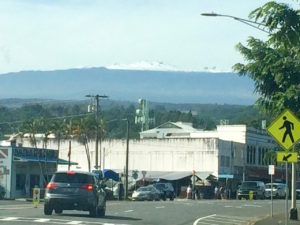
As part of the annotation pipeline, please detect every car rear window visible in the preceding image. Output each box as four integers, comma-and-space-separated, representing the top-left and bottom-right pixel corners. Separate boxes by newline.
138, 186, 153, 192
241, 182, 258, 188
154, 184, 165, 190
266, 184, 278, 189
52, 173, 94, 184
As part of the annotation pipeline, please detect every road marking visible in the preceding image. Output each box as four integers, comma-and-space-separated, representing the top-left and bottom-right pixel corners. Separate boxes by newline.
0, 206, 37, 210
224, 205, 233, 208
244, 204, 262, 208
204, 218, 242, 225
0, 216, 130, 225
196, 222, 217, 225
155, 206, 165, 209
124, 210, 134, 213
193, 214, 216, 225
213, 215, 248, 221
34, 218, 51, 223
0, 217, 18, 221
66, 221, 83, 224
194, 214, 251, 225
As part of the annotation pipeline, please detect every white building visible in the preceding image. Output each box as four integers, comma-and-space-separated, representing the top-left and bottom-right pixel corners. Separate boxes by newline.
12, 122, 281, 183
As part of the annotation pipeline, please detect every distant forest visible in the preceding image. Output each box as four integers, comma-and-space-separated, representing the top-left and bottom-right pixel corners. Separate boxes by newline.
0, 99, 268, 140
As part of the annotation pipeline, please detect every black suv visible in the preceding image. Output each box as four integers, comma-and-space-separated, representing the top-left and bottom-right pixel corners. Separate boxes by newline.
237, 181, 265, 200
44, 171, 106, 217
153, 183, 175, 200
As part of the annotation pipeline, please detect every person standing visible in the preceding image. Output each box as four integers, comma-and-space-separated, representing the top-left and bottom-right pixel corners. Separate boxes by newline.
186, 185, 192, 199
214, 186, 219, 199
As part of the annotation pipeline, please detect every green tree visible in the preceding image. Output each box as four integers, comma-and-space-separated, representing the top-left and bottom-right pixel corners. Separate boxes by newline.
51, 119, 68, 169
73, 117, 96, 172
233, 2, 300, 117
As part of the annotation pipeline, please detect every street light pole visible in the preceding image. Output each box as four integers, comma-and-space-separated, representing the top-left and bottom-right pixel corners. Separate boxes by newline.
201, 11, 297, 221
200, 13, 270, 34
123, 118, 130, 200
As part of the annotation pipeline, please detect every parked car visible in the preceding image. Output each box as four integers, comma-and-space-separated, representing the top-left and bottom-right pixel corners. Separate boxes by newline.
153, 182, 175, 201
44, 171, 106, 217
237, 181, 265, 200
132, 185, 161, 201
296, 181, 300, 199
0, 185, 5, 200
265, 183, 286, 199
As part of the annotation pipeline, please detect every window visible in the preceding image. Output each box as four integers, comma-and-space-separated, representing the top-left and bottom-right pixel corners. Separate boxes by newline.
258, 147, 262, 165
16, 174, 26, 191
220, 156, 230, 168
52, 173, 94, 184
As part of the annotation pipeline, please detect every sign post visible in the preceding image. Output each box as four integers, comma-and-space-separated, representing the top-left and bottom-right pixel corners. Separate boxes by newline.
269, 165, 275, 217
267, 109, 300, 224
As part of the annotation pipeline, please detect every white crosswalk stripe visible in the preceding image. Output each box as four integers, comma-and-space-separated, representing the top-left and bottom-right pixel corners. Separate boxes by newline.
0, 216, 130, 225
194, 214, 252, 225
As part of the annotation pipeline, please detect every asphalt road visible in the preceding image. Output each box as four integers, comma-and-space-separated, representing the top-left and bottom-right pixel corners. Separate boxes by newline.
0, 199, 294, 225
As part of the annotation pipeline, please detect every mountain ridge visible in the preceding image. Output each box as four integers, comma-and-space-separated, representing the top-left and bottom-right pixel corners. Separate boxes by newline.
0, 67, 256, 105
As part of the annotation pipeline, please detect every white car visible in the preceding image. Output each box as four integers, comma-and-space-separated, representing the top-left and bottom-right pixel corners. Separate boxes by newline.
296, 181, 300, 199
265, 183, 286, 199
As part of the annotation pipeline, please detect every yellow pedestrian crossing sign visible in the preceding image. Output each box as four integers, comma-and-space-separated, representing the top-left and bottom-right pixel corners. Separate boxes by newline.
267, 109, 300, 151
277, 152, 298, 163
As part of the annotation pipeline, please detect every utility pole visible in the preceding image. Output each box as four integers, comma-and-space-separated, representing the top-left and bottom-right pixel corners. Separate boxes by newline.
86, 94, 108, 170
123, 118, 130, 200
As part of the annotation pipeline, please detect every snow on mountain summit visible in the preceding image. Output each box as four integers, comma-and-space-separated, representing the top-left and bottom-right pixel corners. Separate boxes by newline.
106, 61, 180, 72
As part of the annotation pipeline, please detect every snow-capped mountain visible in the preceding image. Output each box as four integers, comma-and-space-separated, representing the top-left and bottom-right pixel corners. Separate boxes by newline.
106, 61, 180, 72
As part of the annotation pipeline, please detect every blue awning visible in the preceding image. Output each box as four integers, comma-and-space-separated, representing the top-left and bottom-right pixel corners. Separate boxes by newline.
103, 169, 120, 181
218, 174, 234, 179
13, 156, 78, 165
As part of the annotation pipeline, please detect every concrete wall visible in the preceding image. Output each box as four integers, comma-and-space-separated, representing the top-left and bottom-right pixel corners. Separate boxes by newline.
21, 138, 223, 176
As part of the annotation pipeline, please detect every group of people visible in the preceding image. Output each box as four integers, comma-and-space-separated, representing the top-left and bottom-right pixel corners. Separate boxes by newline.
214, 186, 230, 200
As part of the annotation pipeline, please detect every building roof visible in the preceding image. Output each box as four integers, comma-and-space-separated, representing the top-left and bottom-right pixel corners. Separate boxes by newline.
140, 121, 202, 139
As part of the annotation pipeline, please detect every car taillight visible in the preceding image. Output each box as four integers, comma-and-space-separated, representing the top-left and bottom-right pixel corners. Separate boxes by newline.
46, 182, 57, 190
81, 184, 93, 191
67, 171, 75, 175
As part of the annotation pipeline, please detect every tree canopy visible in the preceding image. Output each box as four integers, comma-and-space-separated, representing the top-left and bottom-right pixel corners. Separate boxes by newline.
233, 1, 300, 118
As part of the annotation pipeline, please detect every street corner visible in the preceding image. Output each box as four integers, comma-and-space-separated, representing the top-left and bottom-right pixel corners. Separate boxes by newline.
253, 213, 300, 225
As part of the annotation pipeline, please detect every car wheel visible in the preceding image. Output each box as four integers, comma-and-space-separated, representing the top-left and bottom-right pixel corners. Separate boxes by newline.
44, 203, 53, 215
89, 205, 98, 217
97, 201, 106, 217
55, 209, 63, 214
98, 207, 105, 217
170, 196, 174, 201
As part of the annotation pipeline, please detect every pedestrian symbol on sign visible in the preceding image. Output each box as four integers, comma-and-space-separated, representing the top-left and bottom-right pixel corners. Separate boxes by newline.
267, 109, 300, 151
279, 116, 294, 143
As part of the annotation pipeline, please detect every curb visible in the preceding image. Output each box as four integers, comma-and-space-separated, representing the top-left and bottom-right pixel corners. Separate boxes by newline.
247, 215, 269, 225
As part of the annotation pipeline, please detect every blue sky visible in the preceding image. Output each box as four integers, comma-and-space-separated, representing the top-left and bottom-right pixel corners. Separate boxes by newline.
0, 0, 297, 74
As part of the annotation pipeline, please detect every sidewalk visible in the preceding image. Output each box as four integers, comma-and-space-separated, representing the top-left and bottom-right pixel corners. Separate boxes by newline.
254, 212, 299, 225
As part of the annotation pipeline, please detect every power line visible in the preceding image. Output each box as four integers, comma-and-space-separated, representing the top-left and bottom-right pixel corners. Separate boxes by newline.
0, 112, 92, 126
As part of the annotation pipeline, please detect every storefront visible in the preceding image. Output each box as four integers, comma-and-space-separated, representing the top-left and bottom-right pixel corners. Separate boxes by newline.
0, 145, 74, 199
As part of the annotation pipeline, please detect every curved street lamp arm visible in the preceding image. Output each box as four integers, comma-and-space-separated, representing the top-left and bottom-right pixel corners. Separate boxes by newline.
201, 13, 271, 34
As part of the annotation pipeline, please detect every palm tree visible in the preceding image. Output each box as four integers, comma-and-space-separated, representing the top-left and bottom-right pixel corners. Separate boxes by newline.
263, 149, 277, 165
73, 117, 95, 172
98, 118, 106, 170
21, 118, 47, 184
51, 119, 68, 170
